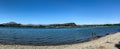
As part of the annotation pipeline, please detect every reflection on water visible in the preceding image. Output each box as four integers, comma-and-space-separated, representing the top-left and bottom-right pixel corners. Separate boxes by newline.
0, 26, 120, 45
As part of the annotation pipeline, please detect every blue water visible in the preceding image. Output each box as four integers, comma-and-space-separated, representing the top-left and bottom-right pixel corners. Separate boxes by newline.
0, 26, 120, 45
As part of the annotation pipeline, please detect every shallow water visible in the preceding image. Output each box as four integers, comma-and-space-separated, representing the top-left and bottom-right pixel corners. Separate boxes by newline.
0, 26, 120, 45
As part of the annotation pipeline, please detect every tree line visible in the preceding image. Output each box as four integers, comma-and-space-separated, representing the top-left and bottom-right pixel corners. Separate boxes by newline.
0, 22, 120, 28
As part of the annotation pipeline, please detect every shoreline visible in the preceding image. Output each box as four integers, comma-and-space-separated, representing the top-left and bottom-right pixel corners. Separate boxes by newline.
0, 32, 120, 49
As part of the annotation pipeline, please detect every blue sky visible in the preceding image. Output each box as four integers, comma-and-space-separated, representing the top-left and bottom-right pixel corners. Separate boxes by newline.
0, 0, 120, 25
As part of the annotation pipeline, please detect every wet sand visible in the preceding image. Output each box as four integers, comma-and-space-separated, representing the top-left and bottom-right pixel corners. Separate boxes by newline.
0, 32, 120, 49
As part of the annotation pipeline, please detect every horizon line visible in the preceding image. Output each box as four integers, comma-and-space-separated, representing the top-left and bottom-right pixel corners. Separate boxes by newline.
0, 21, 120, 25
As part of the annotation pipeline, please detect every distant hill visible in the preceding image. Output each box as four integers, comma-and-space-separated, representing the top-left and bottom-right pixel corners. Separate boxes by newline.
48, 23, 77, 28
0, 22, 77, 28
0, 22, 120, 28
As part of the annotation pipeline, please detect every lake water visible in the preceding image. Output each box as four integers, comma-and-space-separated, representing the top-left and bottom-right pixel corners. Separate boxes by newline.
0, 26, 120, 45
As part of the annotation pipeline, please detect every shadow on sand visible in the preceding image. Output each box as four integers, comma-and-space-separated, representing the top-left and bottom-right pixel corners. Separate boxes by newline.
115, 42, 120, 49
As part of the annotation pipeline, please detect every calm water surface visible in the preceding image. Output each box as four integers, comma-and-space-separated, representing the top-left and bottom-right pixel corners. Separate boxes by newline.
0, 26, 120, 45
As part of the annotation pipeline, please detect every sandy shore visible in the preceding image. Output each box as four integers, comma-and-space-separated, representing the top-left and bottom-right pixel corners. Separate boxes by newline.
0, 32, 120, 49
